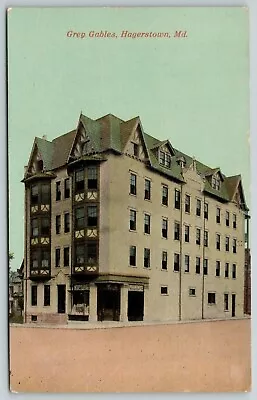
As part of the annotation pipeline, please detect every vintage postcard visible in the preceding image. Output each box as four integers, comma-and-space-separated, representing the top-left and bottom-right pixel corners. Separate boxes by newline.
8, 7, 251, 392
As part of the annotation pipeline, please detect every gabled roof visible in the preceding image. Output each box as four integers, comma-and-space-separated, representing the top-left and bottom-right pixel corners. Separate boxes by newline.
24, 112, 248, 207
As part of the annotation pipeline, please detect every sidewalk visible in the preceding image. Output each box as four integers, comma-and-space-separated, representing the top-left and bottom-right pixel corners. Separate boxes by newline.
10, 314, 251, 331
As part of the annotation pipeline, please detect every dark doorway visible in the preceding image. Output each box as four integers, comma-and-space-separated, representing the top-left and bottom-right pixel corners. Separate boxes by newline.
232, 294, 236, 317
128, 291, 144, 321
57, 285, 66, 314
97, 284, 120, 321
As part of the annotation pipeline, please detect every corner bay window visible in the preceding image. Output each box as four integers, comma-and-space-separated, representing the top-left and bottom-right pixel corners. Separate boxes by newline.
75, 242, 98, 265
31, 182, 50, 204
88, 166, 98, 189
75, 169, 85, 192
75, 206, 98, 229
31, 217, 50, 237
30, 249, 51, 270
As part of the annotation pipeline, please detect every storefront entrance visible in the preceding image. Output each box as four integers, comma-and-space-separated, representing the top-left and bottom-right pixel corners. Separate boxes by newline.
128, 290, 144, 321
97, 284, 120, 321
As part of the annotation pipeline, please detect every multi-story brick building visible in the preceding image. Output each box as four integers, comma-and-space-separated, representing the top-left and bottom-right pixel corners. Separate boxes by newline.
22, 112, 250, 324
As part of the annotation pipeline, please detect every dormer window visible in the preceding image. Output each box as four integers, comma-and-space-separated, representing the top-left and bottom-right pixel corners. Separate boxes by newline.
176, 157, 186, 168
212, 175, 221, 190
132, 143, 139, 157
159, 151, 171, 168
36, 160, 43, 172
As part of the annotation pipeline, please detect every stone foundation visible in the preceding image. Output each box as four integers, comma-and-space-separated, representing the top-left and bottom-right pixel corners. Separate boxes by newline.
25, 313, 68, 324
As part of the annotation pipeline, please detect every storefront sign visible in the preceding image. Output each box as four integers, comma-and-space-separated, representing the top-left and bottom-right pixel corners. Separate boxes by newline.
73, 284, 89, 291
128, 284, 144, 292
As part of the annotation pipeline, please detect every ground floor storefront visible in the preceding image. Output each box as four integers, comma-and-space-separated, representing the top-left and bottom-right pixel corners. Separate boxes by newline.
25, 274, 149, 324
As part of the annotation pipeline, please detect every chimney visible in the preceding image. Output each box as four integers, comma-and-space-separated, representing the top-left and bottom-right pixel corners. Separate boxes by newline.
42, 134, 47, 140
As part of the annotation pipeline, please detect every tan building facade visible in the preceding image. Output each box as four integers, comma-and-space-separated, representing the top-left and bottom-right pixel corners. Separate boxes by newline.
22, 113, 250, 324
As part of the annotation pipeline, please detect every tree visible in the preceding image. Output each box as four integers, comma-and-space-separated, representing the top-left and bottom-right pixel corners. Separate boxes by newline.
9, 252, 15, 280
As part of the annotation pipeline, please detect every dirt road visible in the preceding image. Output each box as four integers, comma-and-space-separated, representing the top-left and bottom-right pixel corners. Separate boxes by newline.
10, 319, 251, 393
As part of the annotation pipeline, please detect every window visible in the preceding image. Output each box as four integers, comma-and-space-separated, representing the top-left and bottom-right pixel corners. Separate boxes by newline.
195, 257, 200, 274
189, 288, 196, 296
162, 185, 168, 206
41, 217, 50, 235
31, 218, 39, 237
130, 209, 137, 231
133, 143, 139, 157
129, 246, 136, 266
162, 251, 167, 270
144, 179, 151, 200
144, 214, 151, 234
130, 173, 137, 195
174, 253, 180, 272
159, 151, 171, 168
212, 176, 221, 190
64, 213, 70, 233
175, 189, 181, 209
233, 214, 237, 229
225, 236, 229, 252
232, 264, 236, 279
204, 202, 208, 219
75, 244, 85, 265
161, 286, 168, 295
216, 207, 221, 223
88, 166, 98, 189
87, 206, 97, 227
204, 230, 208, 247
162, 218, 168, 238
185, 195, 190, 213
56, 181, 61, 201
203, 259, 208, 275
31, 251, 38, 269
31, 285, 37, 306
44, 285, 50, 306
64, 247, 69, 267
55, 248, 60, 267
41, 183, 50, 203
174, 222, 180, 241
185, 225, 190, 243
42, 250, 50, 268
75, 207, 85, 230
208, 292, 216, 305
233, 239, 237, 254
185, 255, 190, 273
31, 315, 37, 322
224, 294, 229, 311
226, 211, 230, 227
75, 169, 84, 192
144, 248, 150, 268
196, 228, 201, 245
87, 242, 97, 264
56, 215, 61, 234
31, 184, 39, 204
225, 263, 229, 278
216, 261, 220, 277
196, 199, 201, 216
82, 140, 90, 155
64, 178, 70, 198
216, 234, 220, 250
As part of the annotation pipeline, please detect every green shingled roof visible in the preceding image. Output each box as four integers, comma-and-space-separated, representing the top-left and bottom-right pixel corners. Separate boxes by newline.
26, 112, 246, 206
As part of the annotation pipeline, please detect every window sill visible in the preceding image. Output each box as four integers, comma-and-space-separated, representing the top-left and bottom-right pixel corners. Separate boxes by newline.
144, 198, 152, 202
207, 303, 216, 306
173, 270, 180, 273
129, 265, 137, 268
184, 271, 189, 274
215, 275, 220, 278
224, 310, 229, 312
143, 267, 151, 270
161, 204, 168, 207
189, 294, 196, 297
129, 229, 137, 233
161, 293, 169, 296
144, 232, 151, 236
129, 193, 137, 197
161, 268, 168, 272
162, 237, 168, 240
